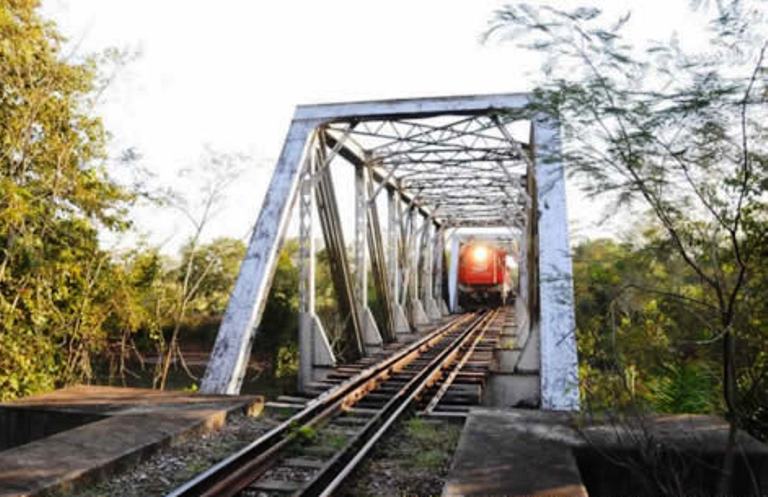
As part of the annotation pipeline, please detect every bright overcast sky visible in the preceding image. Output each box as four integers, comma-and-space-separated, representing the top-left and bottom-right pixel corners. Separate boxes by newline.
41, 0, 706, 253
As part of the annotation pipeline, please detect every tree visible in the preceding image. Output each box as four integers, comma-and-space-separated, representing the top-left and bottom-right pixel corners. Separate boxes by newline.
0, 0, 132, 398
489, 2, 767, 491
572, 237, 718, 413
178, 237, 247, 322
155, 147, 246, 389
101, 246, 164, 384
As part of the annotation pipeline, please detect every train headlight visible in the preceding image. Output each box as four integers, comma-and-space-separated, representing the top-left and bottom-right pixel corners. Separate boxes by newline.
470, 245, 489, 264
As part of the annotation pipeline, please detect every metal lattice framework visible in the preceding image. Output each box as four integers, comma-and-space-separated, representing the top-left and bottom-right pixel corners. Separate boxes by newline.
200, 94, 580, 412
324, 114, 529, 228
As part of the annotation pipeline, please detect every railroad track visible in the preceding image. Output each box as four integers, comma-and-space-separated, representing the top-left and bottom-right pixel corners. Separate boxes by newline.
166, 309, 500, 497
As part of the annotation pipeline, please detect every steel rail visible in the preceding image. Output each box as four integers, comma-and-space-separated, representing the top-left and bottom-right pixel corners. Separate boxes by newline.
308, 309, 499, 497
164, 312, 476, 497
423, 311, 495, 414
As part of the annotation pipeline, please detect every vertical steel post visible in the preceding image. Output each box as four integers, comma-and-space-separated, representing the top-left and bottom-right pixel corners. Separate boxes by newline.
408, 208, 429, 326
433, 226, 449, 315
387, 192, 400, 308
355, 164, 383, 350
354, 165, 367, 310
422, 221, 441, 320
532, 115, 580, 411
387, 190, 410, 334
298, 144, 315, 392
423, 221, 432, 301
448, 234, 460, 312
516, 210, 530, 332
399, 206, 412, 309
413, 209, 422, 301
298, 138, 336, 392
365, 167, 394, 342
516, 172, 533, 347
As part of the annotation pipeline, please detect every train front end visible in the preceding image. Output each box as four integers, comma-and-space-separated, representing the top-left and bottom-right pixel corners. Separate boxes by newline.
458, 243, 509, 308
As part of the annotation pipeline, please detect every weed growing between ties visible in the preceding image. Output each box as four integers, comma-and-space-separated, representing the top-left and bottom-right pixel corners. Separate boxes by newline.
339, 417, 463, 497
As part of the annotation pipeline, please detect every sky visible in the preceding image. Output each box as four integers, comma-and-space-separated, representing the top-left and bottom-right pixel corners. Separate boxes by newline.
40, 0, 708, 254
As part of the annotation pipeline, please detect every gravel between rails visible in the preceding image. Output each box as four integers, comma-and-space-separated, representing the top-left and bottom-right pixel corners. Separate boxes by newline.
44, 414, 463, 497
47, 413, 279, 497
339, 417, 464, 497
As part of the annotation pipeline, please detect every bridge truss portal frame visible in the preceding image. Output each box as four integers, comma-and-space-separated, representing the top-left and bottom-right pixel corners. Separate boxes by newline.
199, 94, 580, 411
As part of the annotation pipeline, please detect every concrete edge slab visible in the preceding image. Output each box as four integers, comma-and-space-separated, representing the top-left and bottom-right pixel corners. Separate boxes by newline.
443, 408, 586, 497
0, 389, 262, 497
443, 407, 768, 497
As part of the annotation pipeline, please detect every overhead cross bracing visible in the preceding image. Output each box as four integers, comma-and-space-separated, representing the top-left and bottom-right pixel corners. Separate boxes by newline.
199, 94, 580, 412
323, 114, 529, 229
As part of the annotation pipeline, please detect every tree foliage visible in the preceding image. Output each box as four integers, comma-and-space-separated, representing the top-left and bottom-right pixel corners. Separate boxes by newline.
573, 237, 721, 414
0, 0, 132, 399
489, 0, 768, 471
0, 3, 260, 399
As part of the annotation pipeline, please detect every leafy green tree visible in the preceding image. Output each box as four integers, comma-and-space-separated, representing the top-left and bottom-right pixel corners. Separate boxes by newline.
251, 239, 300, 377
101, 247, 164, 383
490, 2, 768, 488
95, 238, 248, 390
177, 237, 246, 326
651, 362, 716, 414
246, 241, 346, 382
0, 0, 132, 399
573, 237, 718, 413
155, 147, 245, 389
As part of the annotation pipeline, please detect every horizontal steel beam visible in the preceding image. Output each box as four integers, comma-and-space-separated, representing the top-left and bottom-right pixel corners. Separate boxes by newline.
295, 93, 531, 122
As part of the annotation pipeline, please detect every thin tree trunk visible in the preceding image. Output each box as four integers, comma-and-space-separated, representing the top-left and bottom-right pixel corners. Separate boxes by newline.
158, 313, 185, 390
717, 421, 738, 496
717, 327, 739, 495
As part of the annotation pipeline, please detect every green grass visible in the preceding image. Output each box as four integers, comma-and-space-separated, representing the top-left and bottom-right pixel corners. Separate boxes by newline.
286, 423, 318, 445
400, 418, 461, 471
319, 431, 349, 451
336, 417, 462, 497
412, 450, 445, 471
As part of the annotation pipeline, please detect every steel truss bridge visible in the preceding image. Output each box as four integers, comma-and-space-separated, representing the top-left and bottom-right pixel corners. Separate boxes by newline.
199, 94, 579, 411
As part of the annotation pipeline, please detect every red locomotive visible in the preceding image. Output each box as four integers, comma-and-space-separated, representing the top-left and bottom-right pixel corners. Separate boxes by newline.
458, 242, 510, 308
